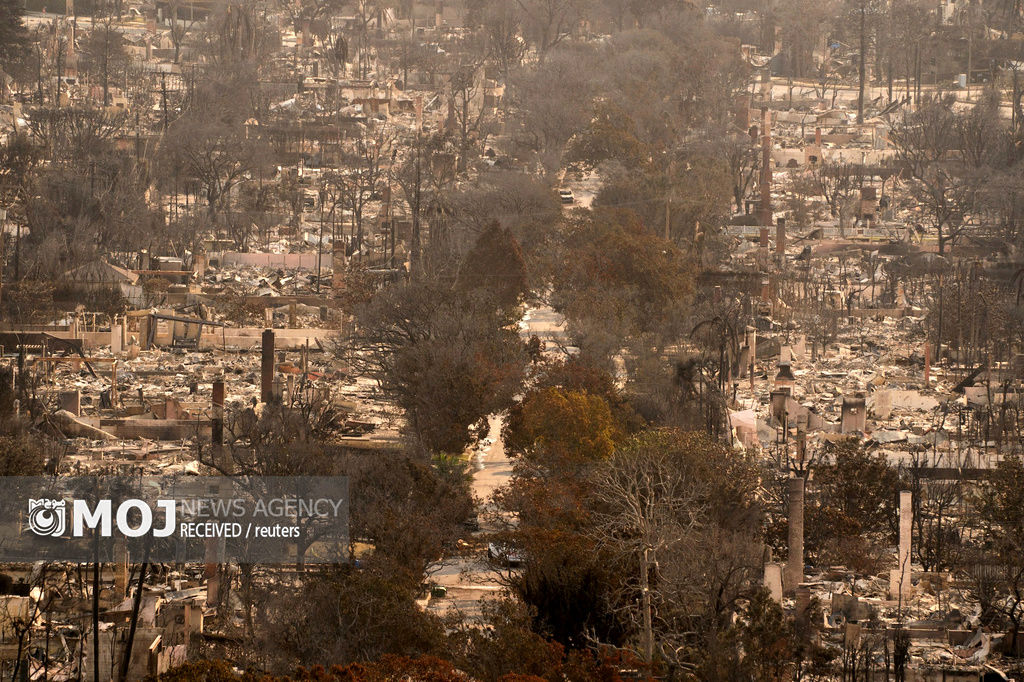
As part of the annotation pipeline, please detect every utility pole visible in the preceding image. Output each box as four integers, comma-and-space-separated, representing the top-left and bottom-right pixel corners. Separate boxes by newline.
1014, 68, 1020, 132
966, 5, 973, 99
640, 546, 655, 666
161, 72, 168, 131
387, 149, 396, 268
388, 216, 395, 269
857, 0, 866, 124
92, 532, 100, 682
664, 199, 670, 242
915, 43, 922, 107
119, 559, 149, 681
102, 19, 110, 106
55, 34, 66, 108
411, 135, 422, 277
759, 107, 772, 227
14, 218, 21, 282
0, 208, 6, 316
317, 186, 325, 294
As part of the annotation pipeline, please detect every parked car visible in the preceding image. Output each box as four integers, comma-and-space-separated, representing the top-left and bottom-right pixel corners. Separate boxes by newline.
558, 188, 575, 205
487, 542, 525, 568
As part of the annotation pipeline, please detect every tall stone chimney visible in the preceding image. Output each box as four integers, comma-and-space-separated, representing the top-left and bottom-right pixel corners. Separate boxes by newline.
261, 330, 275, 404
764, 562, 783, 604
840, 393, 867, 433
212, 378, 225, 446
890, 490, 914, 604
774, 359, 795, 392
745, 326, 757, 389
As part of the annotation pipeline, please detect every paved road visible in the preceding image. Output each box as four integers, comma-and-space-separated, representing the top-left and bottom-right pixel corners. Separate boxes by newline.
424, 304, 568, 617
471, 414, 514, 503
425, 414, 512, 618
519, 305, 568, 347
560, 169, 599, 210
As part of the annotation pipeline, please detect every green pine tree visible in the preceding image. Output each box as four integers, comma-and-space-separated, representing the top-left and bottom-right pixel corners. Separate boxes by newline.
0, 0, 28, 67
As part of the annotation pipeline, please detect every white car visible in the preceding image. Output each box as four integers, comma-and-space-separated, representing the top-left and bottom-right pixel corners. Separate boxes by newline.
558, 188, 575, 205
488, 542, 525, 567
